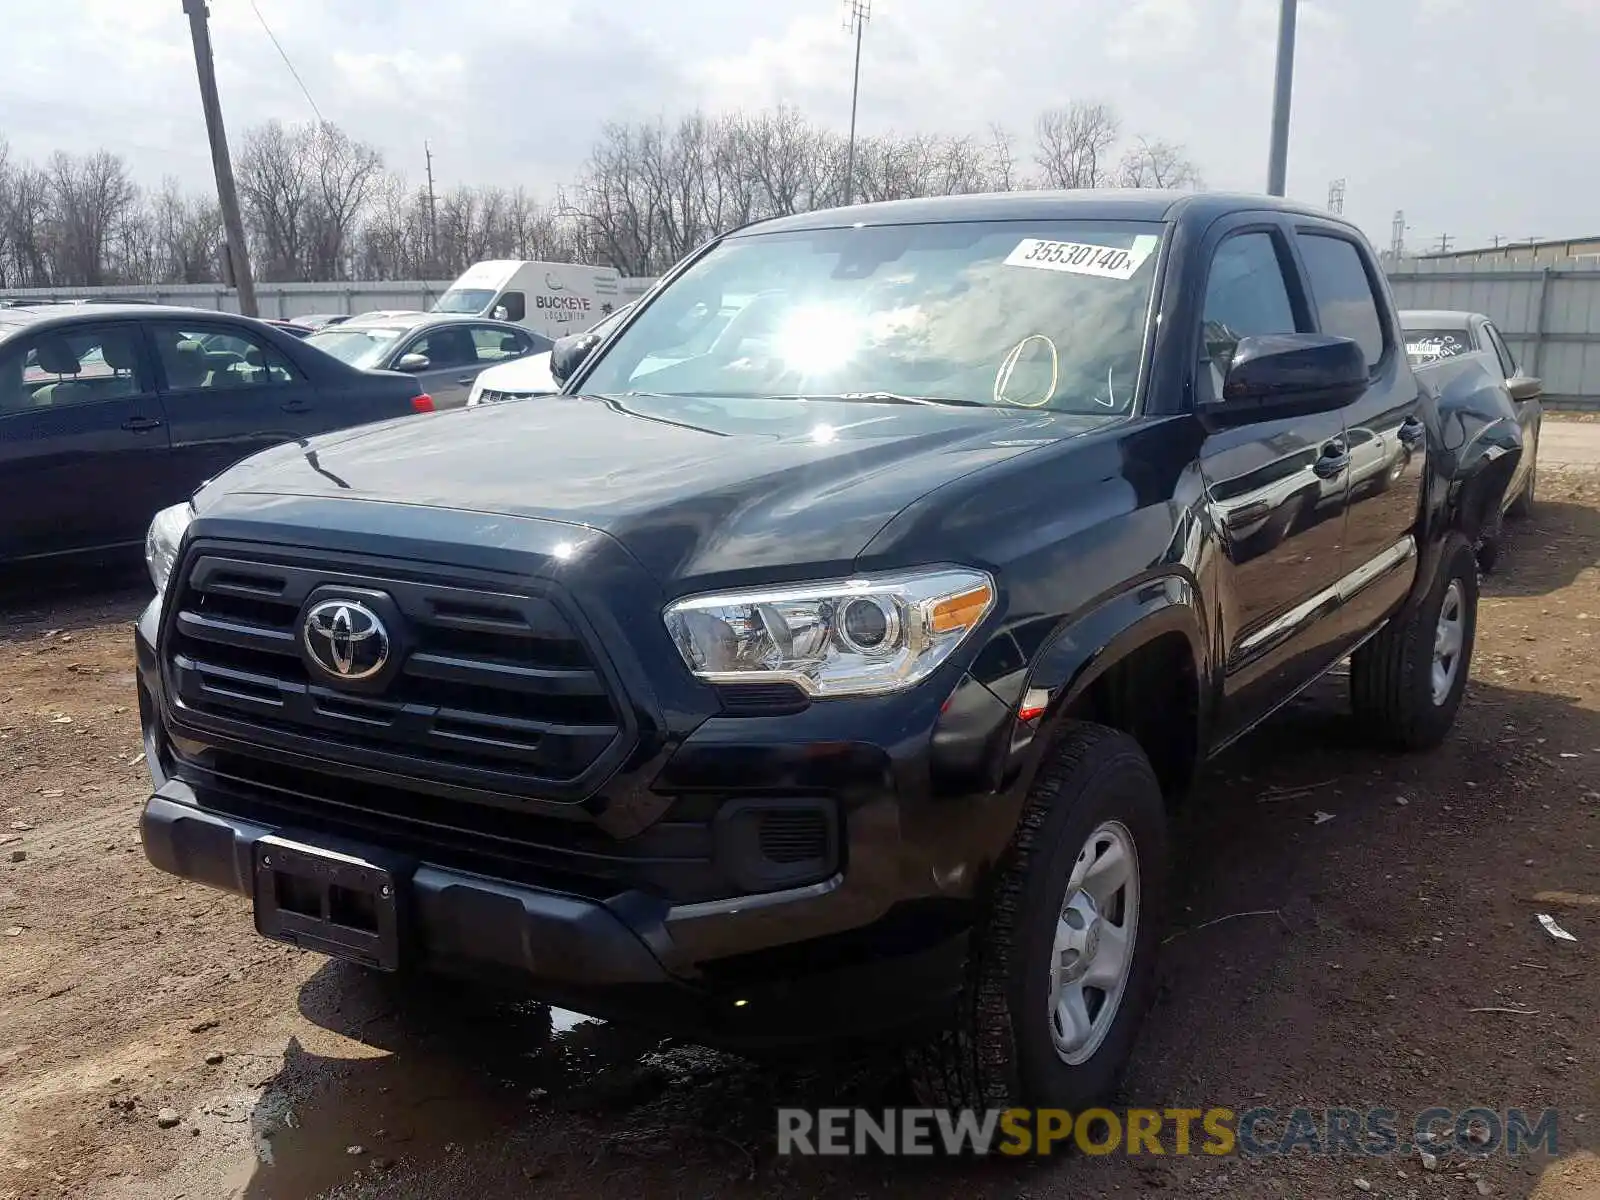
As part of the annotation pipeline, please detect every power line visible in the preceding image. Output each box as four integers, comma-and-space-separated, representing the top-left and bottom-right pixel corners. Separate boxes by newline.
248, 0, 325, 126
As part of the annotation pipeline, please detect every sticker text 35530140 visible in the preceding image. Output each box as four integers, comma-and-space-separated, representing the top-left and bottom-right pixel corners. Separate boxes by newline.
1004, 234, 1160, 281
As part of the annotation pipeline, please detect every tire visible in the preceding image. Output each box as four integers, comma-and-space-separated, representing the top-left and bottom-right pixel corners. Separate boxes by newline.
1350, 532, 1478, 751
1475, 533, 1500, 576
1507, 437, 1537, 519
906, 722, 1168, 1110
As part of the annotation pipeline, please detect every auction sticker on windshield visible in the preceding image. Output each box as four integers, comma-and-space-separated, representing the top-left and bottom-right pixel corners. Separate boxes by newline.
1004, 234, 1160, 280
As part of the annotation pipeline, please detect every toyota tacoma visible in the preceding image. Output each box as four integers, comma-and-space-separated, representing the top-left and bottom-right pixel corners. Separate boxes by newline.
135, 191, 1522, 1110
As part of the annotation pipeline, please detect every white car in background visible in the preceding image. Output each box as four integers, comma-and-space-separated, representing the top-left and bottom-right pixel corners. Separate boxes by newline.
466, 301, 635, 406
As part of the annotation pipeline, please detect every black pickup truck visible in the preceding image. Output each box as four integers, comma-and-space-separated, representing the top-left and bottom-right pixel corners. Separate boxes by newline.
135, 191, 1523, 1111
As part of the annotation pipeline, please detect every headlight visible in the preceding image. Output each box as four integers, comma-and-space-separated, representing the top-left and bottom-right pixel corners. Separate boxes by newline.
145, 503, 194, 596
664, 568, 995, 698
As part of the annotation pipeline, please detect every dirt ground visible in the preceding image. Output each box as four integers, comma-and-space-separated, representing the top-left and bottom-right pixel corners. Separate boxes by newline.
2, 470, 1599, 1200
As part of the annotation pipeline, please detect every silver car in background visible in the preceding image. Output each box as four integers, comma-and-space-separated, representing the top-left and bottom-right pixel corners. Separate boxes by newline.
303, 312, 550, 409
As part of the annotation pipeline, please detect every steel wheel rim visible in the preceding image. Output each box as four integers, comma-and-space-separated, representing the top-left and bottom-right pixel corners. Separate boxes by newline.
1431, 580, 1465, 705
1049, 820, 1140, 1066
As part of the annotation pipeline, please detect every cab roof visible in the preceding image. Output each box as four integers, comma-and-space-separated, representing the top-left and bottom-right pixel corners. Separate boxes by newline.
733, 189, 1346, 237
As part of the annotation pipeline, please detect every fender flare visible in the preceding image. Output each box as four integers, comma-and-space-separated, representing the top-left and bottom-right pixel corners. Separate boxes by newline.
997, 573, 1209, 792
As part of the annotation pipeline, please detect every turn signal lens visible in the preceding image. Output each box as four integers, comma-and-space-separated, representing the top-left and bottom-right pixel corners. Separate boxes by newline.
930, 583, 995, 635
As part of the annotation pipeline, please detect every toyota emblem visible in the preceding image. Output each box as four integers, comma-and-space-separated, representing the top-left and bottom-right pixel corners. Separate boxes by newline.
302, 600, 390, 681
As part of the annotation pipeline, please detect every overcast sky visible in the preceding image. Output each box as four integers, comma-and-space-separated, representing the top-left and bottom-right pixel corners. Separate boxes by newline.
4, 0, 1595, 254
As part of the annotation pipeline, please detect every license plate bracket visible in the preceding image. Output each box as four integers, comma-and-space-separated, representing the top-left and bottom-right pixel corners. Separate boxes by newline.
252, 835, 402, 971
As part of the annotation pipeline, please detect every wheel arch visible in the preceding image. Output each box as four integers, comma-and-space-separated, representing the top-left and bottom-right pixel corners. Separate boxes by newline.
1001, 575, 1209, 804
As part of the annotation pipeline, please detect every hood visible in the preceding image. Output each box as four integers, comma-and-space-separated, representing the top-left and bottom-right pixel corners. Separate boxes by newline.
474, 350, 555, 396
204, 394, 1118, 585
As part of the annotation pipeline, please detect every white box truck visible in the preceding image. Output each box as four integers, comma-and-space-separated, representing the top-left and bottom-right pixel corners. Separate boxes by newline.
431, 260, 623, 339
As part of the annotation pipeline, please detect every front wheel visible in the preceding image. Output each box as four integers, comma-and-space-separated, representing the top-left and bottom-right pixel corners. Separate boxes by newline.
1350, 532, 1478, 750
906, 722, 1168, 1110
1507, 436, 1538, 519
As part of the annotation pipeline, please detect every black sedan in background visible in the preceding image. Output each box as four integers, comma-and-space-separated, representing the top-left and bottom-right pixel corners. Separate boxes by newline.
0, 304, 434, 566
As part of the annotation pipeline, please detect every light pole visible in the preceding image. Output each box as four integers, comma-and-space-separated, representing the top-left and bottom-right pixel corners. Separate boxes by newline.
1265, 0, 1297, 197
843, 0, 871, 206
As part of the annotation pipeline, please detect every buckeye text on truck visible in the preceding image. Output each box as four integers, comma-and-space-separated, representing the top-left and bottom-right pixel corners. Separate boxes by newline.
431, 260, 624, 340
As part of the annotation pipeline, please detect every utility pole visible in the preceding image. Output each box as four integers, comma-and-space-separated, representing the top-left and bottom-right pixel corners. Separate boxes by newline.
1391, 210, 1407, 259
1327, 178, 1345, 215
843, 0, 871, 206
1435, 233, 1453, 254
182, 0, 257, 316
424, 141, 439, 277
1265, 0, 1298, 196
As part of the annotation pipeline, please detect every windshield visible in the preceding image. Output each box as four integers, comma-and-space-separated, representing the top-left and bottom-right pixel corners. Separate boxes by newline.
576, 219, 1164, 413
305, 327, 408, 370
433, 287, 496, 315
1403, 328, 1474, 366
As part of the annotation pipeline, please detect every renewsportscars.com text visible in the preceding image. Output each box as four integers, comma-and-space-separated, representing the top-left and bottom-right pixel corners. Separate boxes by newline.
776, 1107, 1561, 1158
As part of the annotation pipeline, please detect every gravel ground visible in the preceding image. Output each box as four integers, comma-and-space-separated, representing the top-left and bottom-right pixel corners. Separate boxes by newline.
1, 472, 1598, 1200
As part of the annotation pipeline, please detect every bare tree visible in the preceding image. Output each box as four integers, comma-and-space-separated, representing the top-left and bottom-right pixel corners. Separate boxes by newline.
1, 103, 1205, 288
306, 123, 385, 279
1116, 136, 1203, 190
1033, 101, 1121, 190
237, 121, 315, 280
47, 150, 139, 285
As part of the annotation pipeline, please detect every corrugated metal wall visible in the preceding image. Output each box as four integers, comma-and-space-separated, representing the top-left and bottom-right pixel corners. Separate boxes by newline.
1387, 260, 1600, 410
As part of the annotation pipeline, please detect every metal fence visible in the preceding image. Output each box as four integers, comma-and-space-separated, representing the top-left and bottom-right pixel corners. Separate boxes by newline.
0, 277, 659, 321
1387, 259, 1600, 411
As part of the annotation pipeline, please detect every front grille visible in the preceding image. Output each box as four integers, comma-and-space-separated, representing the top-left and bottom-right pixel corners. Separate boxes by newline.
164, 547, 629, 802
477, 388, 540, 404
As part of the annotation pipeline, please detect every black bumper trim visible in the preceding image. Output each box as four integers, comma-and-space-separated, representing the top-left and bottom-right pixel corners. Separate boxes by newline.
140, 780, 671, 986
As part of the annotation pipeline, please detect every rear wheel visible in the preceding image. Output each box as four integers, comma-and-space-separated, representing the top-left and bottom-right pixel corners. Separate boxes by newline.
907, 723, 1167, 1110
1350, 532, 1478, 751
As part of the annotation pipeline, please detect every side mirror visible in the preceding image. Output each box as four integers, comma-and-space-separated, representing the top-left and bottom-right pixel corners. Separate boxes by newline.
1202, 334, 1369, 427
396, 352, 430, 373
1507, 374, 1543, 402
549, 332, 601, 385
492, 306, 509, 322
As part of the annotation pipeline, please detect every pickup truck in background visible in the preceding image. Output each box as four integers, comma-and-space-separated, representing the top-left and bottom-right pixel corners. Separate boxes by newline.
1401, 309, 1543, 572
135, 191, 1523, 1114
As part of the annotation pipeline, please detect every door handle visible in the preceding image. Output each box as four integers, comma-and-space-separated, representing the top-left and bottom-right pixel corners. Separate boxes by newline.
1398, 415, 1425, 447
1312, 442, 1350, 479
456, 375, 476, 386
121, 415, 162, 432
280, 399, 312, 414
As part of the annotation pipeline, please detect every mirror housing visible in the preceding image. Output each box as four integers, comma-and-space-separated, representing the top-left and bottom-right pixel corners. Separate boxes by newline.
396, 352, 430, 372
1201, 333, 1369, 427
492, 305, 509, 321
1507, 374, 1543, 402
549, 332, 601, 385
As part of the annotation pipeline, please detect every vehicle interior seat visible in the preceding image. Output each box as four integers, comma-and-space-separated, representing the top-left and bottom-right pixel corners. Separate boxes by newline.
97, 333, 142, 399
165, 340, 211, 390
424, 326, 478, 368
497, 334, 520, 358
28, 339, 87, 407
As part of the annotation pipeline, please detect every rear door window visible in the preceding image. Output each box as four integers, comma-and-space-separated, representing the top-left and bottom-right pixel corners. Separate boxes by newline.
1296, 232, 1389, 371
0, 324, 151, 414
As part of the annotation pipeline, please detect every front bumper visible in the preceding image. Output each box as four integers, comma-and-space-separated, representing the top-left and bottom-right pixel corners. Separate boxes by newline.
135, 589, 1029, 1046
